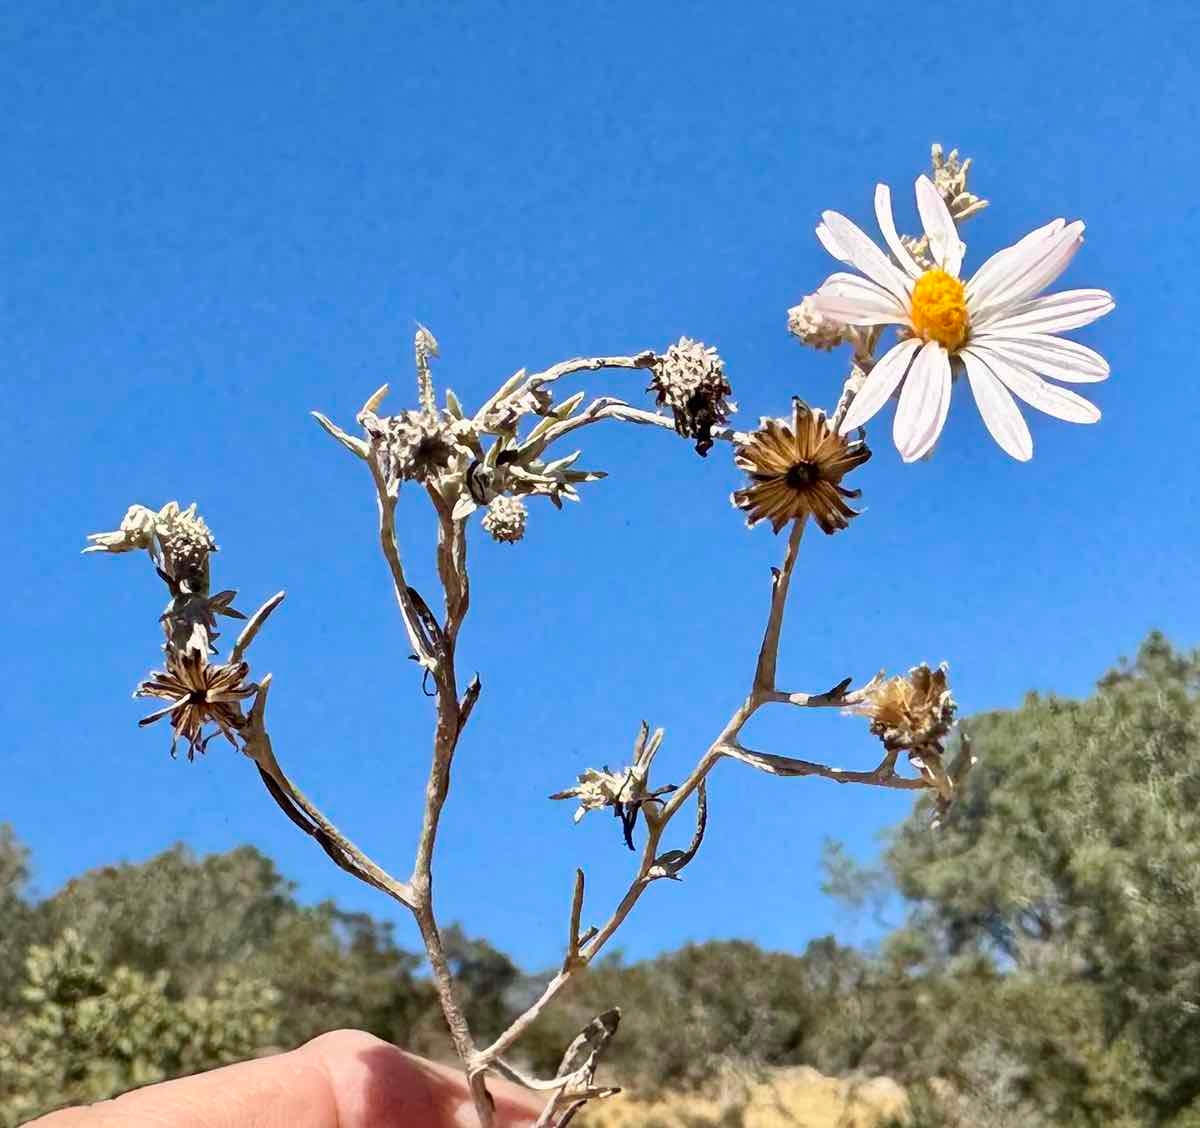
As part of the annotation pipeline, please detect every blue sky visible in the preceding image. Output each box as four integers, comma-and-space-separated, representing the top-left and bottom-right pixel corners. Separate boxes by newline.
3, 0, 1198, 971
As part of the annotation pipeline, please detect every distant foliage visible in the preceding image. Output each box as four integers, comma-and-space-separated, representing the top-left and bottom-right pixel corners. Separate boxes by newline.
0, 930, 277, 1127
7, 633, 1200, 1124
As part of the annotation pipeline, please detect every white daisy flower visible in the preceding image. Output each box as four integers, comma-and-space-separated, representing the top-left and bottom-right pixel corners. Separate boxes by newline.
811, 177, 1114, 461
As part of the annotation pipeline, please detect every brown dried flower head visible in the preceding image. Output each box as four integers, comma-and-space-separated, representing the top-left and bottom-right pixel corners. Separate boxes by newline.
649, 337, 735, 456
481, 495, 527, 543
849, 663, 956, 752
732, 400, 871, 534
135, 652, 256, 760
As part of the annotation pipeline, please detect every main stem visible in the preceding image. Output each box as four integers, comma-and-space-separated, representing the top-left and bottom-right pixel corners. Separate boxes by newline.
407, 499, 497, 1124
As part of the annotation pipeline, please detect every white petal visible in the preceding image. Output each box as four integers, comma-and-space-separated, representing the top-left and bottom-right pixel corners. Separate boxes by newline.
839, 338, 922, 434
812, 272, 910, 326
819, 210, 914, 302
978, 289, 1115, 335
967, 345, 1101, 424
915, 175, 964, 277
965, 219, 1066, 310
969, 331, 1109, 383
816, 221, 848, 261
967, 221, 1084, 323
874, 184, 923, 279
894, 341, 952, 462
960, 350, 1033, 461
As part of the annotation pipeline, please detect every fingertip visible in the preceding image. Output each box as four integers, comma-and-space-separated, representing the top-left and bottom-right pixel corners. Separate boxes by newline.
301, 1030, 541, 1126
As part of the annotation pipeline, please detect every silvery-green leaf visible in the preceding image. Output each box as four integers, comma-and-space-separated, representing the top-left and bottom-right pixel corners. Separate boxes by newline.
554, 390, 586, 419
543, 450, 582, 474
360, 384, 390, 416
474, 368, 527, 423
445, 388, 464, 418
521, 414, 560, 446
311, 412, 370, 459
451, 493, 478, 521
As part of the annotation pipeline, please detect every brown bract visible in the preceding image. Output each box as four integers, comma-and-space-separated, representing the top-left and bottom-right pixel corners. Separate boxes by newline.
135, 652, 256, 760
732, 400, 871, 534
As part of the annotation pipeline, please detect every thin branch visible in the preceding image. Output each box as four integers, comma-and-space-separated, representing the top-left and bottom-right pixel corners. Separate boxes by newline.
758, 675, 859, 709
519, 396, 681, 461
230, 591, 286, 664
563, 869, 586, 972
719, 741, 930, 791
459, 674, 482, 729
752, 519, 806, 694
241, 677, 417, 907
522, 352, 657, 393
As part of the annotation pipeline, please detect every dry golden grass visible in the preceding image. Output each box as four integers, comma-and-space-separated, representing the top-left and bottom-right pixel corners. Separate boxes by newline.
580, 1066, 908, 1127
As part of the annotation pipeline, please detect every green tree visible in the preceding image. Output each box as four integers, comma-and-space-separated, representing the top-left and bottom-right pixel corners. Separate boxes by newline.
862, 632, 1200, 1124
520, 939, 840, 1090
39, 842, 434, 1049
0, 930, 278, 1126
0, 825, 35, 1010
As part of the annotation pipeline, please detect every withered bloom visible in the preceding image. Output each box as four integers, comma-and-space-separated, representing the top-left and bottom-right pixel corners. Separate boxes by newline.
550, 723, 676, 849
732, 399, 871, 534
649, 338, 735, 456
848, 663, 956, 753
135, 652, 256, 760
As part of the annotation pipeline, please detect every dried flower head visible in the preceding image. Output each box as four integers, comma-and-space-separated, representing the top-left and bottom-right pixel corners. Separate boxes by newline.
732, 400, 871, 534
363, 408, 472, 492
848, 663, 956, 753
649, 337, 735, 456
550, 722, 675, 849
481, 495, 527, 543
161, 589, 246, 658
787, 295, 847, 351
135, 652, 256, 760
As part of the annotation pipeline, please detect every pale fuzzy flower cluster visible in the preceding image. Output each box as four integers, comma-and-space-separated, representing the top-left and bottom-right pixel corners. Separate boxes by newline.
929, 143, 989, 222
84, 501, 216, 594
481, 495, 527, 543
787, 294, 846, 351
812, 177, 1114, 462
362, 408, 475, 492
550, 723, 668, 834
553, 766, 631, 824
649, 337, 735, 455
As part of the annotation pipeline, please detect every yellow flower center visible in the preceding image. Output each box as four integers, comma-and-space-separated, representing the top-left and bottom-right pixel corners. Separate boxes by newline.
909, 269, 969, 352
